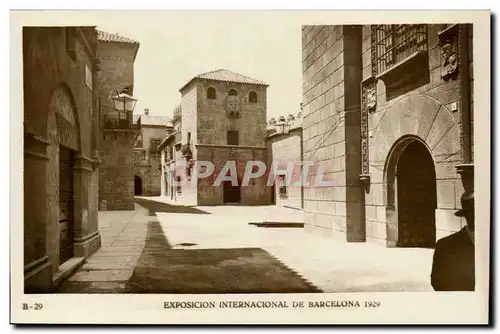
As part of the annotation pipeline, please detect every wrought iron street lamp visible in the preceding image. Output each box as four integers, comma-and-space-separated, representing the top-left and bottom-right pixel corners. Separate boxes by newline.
110, 88, 138, 112
275, 116, 291, 135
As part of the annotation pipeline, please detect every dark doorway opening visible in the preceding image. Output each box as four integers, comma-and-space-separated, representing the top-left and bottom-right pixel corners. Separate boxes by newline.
396, 140, 437, 247
59, 146, 75, 265
134, 175, 143, 196
271, 184, 276, 205
223, 180, 241, 203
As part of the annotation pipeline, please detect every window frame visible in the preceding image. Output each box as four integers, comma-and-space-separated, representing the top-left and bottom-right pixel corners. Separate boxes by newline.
207, 87, 216, 100
227, 130, 239, 146
371, 24, 428, 76
149, 138, 161, 155
249, 91, 258, 103
228, 89, 238, 96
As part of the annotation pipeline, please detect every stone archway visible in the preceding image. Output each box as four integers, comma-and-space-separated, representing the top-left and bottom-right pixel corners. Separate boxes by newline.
368, 93, 462, 247
385, 136, 437, 247
46, 84, 82, 271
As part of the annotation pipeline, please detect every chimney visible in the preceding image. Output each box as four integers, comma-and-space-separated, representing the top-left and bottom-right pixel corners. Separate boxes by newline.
144, 108, 149, 115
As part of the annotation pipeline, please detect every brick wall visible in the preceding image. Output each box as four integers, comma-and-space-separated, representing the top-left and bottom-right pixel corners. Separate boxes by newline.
97, 39, 139, 210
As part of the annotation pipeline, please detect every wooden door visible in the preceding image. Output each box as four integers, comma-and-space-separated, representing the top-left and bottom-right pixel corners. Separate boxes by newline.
59, 147, 75, 264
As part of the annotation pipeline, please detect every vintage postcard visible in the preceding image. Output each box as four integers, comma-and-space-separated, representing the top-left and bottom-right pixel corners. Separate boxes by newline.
10, 10, 491, 325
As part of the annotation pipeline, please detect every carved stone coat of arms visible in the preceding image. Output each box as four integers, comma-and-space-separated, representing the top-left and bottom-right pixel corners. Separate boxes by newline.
226, 96, 241, 118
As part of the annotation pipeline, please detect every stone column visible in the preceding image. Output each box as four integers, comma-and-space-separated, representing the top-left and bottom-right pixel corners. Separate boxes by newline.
343, 25, 366, 242
73, 155, 101, 257
456, 163, 474, 193
24, 128, 53, 292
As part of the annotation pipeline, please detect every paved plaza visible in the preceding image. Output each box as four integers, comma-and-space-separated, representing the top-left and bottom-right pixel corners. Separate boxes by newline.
58, 196, 434, 293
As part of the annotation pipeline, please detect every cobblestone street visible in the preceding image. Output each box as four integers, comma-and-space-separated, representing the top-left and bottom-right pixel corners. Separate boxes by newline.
58, 196, 434, 293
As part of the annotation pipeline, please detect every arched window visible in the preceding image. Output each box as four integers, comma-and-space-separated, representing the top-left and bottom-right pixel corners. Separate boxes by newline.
207, 87, 216, 100
228, 89, 238, 96
249, 91, 258, 103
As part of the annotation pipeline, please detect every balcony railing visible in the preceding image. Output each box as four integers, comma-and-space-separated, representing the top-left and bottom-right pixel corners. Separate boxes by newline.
102, 110, 140, 130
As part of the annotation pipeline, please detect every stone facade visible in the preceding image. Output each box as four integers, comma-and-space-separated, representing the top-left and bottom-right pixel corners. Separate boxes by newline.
23, 27, 101, 292
164, 69, 272, 206
266, 114, 303, 210
133, 111, 172, 196
302, 24, 474, 247
97, 31, 140, 210
159, 106, 182, 201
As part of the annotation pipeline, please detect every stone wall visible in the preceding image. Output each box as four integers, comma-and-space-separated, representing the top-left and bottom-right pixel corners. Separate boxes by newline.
99, 130, 136, 210
23, 27, 101, 291
268, 129, 303, 209
196, 146, 271, 205
363, 24, 470, 245
134, 125, 166, 196
196, 80, 268, 147
301, 25, 364, 241
177, 78, 269, 206
97, 38, 139, 210
302, 24, 472, 246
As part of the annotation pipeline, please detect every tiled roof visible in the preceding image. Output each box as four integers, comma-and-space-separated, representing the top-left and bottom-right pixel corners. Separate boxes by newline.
135, 114, 172, 127
180, 69, 268, 91
97, 30, 139, 45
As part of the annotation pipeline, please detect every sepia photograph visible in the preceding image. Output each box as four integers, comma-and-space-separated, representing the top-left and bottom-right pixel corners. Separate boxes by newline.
10, 9, 491, 325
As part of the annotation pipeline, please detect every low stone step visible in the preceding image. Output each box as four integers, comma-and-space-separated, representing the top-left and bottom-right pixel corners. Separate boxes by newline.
248, 221, 304, 228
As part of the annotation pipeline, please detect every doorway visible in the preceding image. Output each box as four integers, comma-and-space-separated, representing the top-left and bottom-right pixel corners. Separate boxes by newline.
59, 146, 75, 265
395, 140, 437, 247
223, 180, 241, 203
134, 175, 143, 195
271, 184, 276, 205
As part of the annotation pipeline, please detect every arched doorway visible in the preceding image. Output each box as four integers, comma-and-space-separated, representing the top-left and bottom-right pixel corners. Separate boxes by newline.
134, 175, 143, 196
386, 137, 437, 248
46, 84, 82, 267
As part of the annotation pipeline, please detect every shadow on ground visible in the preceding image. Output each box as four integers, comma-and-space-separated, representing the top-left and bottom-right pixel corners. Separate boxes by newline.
124, 220, 321, 293
134, 197, 211, 215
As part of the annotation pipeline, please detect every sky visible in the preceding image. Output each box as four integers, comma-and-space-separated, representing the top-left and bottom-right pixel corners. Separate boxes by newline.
93, 11, 303, 120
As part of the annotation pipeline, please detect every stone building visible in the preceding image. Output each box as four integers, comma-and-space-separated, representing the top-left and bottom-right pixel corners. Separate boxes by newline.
23, 27, 101, 292
97, 30, 140, 210
159, 104, 182, 200
133, 108, 172, 196
161, 69, 272, 205
266, 113, 303, 210
301, 24, 474, 246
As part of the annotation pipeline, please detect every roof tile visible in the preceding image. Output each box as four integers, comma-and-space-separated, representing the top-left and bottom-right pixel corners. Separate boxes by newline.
180, 69, 268, 91
97, 30, 139, 45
